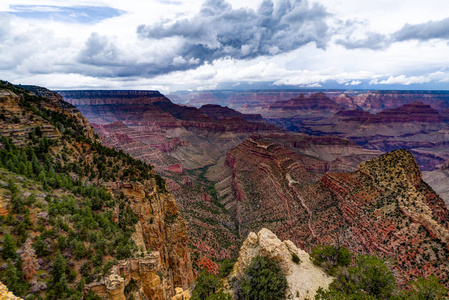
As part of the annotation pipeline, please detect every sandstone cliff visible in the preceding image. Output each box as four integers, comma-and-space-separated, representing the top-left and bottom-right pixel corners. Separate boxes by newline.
227, 228, 333, 300
0, 82, 194, 299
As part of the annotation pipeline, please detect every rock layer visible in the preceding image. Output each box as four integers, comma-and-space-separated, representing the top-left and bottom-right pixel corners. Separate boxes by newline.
218, 146, 449, 286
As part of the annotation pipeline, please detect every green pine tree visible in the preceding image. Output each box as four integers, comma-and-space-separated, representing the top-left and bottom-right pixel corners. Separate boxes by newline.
2, 233, 17, 260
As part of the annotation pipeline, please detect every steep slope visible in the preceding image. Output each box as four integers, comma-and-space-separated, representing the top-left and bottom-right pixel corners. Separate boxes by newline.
216, 144, 449, 285
0, 82, 193, 299
207, 135, 381, 242
424, 159, 449, 207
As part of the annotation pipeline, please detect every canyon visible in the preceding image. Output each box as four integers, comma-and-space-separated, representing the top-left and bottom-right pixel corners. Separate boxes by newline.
170, 90, 449, 172
59, 90, 384, 264
5, 83, 448, 298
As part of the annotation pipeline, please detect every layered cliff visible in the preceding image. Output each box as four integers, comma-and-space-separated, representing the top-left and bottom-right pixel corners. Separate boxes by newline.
0, 82, 193, 299
261, 92, 343, 120
215, 144, 449, 286
206, 135, 381, 245
300, 102, 449, 171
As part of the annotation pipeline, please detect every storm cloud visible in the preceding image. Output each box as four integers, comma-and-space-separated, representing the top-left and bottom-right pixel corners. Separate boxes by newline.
135, 0, 331, 73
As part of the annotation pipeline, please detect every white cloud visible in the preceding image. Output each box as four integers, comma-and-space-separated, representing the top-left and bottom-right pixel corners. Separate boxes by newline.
378, 75, 431, 85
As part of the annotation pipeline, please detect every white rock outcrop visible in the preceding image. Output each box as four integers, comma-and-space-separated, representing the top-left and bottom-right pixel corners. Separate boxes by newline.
229, 228, 334, 300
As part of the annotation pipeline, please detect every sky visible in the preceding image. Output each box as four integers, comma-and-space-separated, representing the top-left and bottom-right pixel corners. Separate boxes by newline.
1, 0, 449, 92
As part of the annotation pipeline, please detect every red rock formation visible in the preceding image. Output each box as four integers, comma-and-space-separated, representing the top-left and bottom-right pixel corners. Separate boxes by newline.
199, 104, 263, 122
168, 164, 184, 174
197, 257, 219, 275
220, 145, 449, 286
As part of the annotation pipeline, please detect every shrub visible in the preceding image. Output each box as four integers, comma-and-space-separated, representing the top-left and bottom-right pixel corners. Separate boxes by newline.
238, 256, 288, 300
311, 245, 352, 273
191, 270, 221, 300
408, 275, 447, 299
318, 254, 397, 300
292, 253, 300, 264
219, 259, 235, 278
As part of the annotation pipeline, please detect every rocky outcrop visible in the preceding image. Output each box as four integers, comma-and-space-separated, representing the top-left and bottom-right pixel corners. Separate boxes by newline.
227, 228, 333, 300
171, 287, 190, 300
106, 181, 194, 298
0, 282, 22, 300
87, 268, 126, 300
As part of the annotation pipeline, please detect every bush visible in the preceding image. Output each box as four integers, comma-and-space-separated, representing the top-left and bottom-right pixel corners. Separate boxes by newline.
238, 256, 288, 300
407, 275, 447, 299
219, 259, 235, 278
311, 245, 352, 273
191, 270, 221, 300
292, 253, 300, 264
318, 255, 397, 300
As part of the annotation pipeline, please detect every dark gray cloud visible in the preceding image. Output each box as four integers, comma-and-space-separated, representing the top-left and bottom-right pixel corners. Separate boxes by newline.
133, 0, 330, 75
393, 17, 449, 41
77, 32, 201, 77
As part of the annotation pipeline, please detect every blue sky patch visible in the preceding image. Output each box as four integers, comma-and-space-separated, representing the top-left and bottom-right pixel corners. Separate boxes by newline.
8, 5, 125, 23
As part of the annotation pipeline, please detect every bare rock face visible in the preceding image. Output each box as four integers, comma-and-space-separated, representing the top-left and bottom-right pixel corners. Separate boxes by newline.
0, 281, 22, 300
109, 181, 194, 298
87, 268, 126, 300
228, 228, 333, 300
423, 158, 449, 207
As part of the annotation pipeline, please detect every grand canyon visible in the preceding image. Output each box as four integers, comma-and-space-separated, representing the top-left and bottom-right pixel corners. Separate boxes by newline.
2, 0, 449, 299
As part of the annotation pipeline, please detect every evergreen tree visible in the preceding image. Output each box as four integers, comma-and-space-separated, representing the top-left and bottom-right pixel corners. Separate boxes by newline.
3, 259, 20, 295
408, 275, 448, 300
2, 233, 17, 260
33, 236, 49, 257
